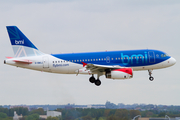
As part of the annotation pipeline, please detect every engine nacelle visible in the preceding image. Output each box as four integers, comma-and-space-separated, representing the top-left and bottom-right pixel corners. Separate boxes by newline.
105, 68, 133, 79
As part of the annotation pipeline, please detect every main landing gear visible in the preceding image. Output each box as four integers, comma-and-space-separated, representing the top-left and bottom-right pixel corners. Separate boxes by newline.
89, 74, 101, 86
148, 70, 154, 81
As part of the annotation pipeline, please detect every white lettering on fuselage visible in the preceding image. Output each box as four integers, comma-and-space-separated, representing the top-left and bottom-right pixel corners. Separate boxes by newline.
15, 40, 24, 44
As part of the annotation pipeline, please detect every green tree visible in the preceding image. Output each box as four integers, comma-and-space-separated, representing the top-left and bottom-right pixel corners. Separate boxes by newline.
130, 110, 141, 118
26, 113, 39, 120
81, 115, 93, 120
104, 109, 110, 117
47, 116, 59, 120
29, 108, 45, 115
158, 112, 166, 117
107, 115, 119, 120
98, 117, 105, 120
0, 112, 8, 118
114, 109, 129, 120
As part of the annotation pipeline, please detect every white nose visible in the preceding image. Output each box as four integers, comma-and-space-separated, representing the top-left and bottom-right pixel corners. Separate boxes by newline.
169, 57, 176, 66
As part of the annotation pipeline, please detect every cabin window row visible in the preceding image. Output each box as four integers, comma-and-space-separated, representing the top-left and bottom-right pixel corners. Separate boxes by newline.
52, 56, 145, 63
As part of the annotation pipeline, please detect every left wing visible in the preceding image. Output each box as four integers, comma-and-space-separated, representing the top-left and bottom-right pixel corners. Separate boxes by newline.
82, 62, 122, 73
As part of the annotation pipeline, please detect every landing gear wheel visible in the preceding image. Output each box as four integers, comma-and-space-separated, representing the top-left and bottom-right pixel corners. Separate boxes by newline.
149, 77, 154, 81
89, 77, 95, 83
95, 79, 101, 86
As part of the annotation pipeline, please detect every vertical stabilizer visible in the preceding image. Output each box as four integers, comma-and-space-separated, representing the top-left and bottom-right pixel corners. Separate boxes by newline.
6, 26, 44, 57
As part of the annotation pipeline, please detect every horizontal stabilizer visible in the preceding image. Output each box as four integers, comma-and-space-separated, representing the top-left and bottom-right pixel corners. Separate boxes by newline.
6, 57, 13, 59
13, 59, 32, 64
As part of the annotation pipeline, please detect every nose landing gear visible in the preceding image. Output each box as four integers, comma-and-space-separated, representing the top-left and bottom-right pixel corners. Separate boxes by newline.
148, 70, 154, 81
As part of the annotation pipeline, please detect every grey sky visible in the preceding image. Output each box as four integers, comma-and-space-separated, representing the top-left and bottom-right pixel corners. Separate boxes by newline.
0, 0, 179, 105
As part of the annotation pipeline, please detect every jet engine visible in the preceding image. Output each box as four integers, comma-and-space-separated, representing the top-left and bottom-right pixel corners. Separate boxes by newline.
105, 68, 133, 79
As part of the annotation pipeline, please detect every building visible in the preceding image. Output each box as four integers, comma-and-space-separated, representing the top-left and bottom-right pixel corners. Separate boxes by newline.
13, 111, 23, 120
39, 110, 62, 119
47, 111, 62, 117
139, 117, 180, 120
10, 105, 29, 111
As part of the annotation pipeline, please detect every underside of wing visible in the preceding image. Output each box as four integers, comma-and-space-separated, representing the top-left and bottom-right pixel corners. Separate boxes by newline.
82, 62, 122, 73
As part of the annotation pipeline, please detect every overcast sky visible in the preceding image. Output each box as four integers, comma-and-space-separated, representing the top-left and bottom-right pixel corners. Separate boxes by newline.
0, 0, 179, 106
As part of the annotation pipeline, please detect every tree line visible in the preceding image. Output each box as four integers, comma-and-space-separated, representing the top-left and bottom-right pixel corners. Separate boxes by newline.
0, 107, 180, 120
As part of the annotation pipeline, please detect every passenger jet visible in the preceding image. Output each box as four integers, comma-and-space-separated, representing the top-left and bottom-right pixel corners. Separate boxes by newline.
4, 26, 176, 86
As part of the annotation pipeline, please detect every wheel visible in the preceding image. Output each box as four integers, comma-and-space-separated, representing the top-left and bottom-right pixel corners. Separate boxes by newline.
89, 77, 95, 83
95, 79, 101, 86
149, 77, 154, 81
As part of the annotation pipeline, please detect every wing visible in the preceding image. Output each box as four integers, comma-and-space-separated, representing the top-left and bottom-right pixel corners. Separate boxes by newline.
82, 62, 122, 73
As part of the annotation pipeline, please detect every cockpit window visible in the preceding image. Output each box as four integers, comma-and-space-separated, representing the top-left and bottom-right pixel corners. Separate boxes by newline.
161, 53, 169, 57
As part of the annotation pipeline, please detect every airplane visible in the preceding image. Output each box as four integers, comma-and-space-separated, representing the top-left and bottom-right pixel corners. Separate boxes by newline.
4, 26, 176, 86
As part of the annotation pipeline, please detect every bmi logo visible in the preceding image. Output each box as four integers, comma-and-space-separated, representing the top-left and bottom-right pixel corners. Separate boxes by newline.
15, 40, 24, 44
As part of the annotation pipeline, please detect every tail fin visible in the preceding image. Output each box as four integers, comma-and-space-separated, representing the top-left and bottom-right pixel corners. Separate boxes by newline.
6, 26, 44, 57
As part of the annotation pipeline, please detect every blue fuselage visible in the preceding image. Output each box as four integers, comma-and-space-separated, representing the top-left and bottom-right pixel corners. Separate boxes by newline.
52, 49, 170, 67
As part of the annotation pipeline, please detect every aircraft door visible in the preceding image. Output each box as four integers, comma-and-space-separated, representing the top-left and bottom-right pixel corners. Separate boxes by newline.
106, 56, 110, 63
148, 51, 155, 63
43, 56, 49, 68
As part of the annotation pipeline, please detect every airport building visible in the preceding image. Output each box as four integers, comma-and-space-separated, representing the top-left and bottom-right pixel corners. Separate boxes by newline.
39, 110, 62, 119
